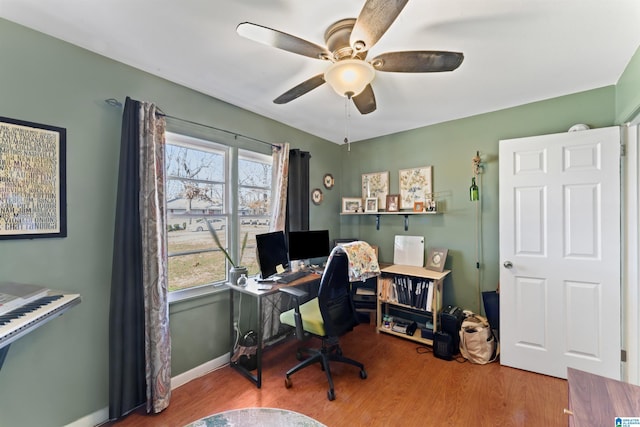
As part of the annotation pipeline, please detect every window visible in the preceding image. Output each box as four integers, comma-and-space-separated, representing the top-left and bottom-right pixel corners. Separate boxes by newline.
238, 149, 272, 276
165, 133, 272, 295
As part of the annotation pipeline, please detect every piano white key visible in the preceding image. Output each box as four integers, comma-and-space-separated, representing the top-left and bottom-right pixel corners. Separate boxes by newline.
0, 293, 81, 349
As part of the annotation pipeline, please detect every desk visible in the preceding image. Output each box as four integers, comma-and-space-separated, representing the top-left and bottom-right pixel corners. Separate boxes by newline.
228, 273, 321, 388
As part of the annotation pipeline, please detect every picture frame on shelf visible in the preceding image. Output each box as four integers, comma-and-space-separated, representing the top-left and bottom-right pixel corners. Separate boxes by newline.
413, 201, 425, 212
0, 116, 67, 240
386, 194, 400, 212
426, 247, 448, 272
362, 171, 389, 210
365, 197, 379, 213
399, 166, 433, 210
342, 197, 363, 213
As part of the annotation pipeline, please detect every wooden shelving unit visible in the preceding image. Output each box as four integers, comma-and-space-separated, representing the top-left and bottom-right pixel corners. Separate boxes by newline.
376, 264, 450, 346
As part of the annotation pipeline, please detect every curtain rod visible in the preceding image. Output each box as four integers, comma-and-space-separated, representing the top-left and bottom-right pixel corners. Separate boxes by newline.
104, 98, 280, 150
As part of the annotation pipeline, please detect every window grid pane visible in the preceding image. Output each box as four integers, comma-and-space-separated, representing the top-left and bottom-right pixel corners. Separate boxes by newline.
239, 150, 272, 277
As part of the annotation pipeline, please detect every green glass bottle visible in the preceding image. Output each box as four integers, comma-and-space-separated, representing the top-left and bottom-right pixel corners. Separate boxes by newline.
470, 177, 479, 201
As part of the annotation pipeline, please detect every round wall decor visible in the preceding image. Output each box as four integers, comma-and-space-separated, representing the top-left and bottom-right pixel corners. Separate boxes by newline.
311, 188, 323, 205
323, 173, 334, 189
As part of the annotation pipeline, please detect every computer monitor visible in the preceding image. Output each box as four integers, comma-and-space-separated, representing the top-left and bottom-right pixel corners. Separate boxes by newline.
255, 231, 289, 279
287, 230, 331, 262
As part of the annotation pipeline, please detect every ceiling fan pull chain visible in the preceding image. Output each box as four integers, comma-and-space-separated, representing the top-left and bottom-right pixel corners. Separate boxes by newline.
344, 95, 351, 151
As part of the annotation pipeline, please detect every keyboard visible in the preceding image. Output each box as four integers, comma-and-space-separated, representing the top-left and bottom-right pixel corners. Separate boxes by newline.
277, 270, 309, 284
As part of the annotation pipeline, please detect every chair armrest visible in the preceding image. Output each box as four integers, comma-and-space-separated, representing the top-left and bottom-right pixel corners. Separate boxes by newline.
279, 287, 309, 340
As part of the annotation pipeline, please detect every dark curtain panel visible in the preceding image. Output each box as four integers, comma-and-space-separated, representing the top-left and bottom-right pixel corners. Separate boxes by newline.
108, 97, 146, 420
286, 149, 310, 232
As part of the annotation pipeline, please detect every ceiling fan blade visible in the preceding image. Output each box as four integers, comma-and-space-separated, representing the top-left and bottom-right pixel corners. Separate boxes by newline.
352, 84, 376, 114
273, 74, 326, 104
237, 22, 331, 60
371, 51, 464, 72
350, 0, 408, 53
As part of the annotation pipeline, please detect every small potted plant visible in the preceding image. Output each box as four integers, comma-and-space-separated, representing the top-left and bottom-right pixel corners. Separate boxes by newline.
205, 219, 248, 286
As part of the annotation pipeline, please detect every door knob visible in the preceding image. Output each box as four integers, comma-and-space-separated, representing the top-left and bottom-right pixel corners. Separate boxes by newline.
503, 261, 513, 269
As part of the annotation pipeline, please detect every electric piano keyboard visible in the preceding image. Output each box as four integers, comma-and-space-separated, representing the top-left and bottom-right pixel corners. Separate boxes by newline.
0, 293, 81, 350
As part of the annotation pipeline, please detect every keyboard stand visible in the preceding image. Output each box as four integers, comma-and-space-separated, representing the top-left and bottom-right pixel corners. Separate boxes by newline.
0, 292, 81, 371
0, 346, 8, 371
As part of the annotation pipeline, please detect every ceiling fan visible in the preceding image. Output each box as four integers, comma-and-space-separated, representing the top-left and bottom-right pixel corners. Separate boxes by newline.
236, 0, 464, 115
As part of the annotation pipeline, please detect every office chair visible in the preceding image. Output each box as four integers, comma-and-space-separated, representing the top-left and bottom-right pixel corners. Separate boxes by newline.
279, 250, 368, 401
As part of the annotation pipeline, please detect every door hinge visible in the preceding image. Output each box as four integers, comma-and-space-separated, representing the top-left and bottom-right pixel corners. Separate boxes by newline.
621, 349, 627, 362
621, 144, 626, 157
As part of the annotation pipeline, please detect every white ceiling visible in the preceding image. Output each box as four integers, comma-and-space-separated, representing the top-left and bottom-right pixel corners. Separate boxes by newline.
1, 0, 639, 144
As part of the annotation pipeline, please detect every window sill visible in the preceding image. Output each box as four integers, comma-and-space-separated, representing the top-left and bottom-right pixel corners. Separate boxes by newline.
168, 282, 229, 305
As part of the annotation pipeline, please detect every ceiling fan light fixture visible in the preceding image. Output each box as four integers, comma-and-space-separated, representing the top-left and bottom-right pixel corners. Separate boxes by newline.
324, 59, 375, 98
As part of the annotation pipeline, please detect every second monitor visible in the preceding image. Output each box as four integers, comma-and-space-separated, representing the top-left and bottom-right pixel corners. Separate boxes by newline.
287, 230, 330, 263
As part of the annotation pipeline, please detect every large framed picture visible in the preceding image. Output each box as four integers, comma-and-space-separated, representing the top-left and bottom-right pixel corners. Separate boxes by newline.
0, 116, 67, 239
399, 166, 433, 210
362, 171, 389, 210
342, 197, 363, 213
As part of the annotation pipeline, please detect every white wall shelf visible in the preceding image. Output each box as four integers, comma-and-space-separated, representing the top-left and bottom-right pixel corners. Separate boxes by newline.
340, 211, 442, 231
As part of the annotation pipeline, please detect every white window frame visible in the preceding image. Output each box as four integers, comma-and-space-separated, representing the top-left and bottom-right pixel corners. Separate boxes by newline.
165, 132, 273, 303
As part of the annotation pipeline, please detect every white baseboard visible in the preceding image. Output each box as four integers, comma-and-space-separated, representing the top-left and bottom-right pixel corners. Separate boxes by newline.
171, 354, 230, 389
66, 407, 109, 427
68, 355, 230, 427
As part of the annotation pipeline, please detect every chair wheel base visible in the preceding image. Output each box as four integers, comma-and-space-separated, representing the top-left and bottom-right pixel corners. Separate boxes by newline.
284, 377, 292, 388
360, 369, 367, 379
327, 389, 335, 401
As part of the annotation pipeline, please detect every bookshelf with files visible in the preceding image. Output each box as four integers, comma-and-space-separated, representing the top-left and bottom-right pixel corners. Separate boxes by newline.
376, 264, 450, 346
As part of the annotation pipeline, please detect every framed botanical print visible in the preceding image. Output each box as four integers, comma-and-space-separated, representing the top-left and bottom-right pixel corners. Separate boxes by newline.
362, 171, 389, 210
399, 166, 433, 210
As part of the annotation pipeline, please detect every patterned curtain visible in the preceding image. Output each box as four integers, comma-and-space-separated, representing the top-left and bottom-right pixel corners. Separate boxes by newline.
109, 97, 171, 420
269, 143, 289, 232
138, 102, 171, 413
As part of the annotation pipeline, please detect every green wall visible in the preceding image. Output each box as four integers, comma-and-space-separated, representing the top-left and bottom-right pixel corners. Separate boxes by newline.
0, 15, 639, 427
616, 45, 640, 122
0, 19, 339, 427
338, 88, 616, 310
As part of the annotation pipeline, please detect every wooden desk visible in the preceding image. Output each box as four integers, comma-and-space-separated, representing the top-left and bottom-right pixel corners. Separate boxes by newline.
567, 368, 640, 426
228, 273, 321, 388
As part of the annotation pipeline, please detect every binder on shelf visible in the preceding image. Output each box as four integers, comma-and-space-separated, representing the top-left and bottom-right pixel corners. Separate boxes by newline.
426, 280, 434, 312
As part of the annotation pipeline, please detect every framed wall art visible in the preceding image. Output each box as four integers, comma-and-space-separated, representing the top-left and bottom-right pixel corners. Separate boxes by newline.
399, 166, 433, 210
0, 116, 67, 239
342, 197, 363, 213
386, 194, 400, 212
364, 197, 378, 213
362, 171, 389, 210
426, 247, 448, 272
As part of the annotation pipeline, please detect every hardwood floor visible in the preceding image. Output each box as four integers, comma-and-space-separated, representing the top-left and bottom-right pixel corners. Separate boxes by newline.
107, 324, 569, 427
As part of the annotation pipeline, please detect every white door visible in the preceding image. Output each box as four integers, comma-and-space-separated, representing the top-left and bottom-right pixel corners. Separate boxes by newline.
499, 126, 621, 380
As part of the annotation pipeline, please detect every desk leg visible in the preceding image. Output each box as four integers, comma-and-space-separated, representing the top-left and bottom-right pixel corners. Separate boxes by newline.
256, 292, 263, 388
229, 287, 262, 388
229, 287, 235, 367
